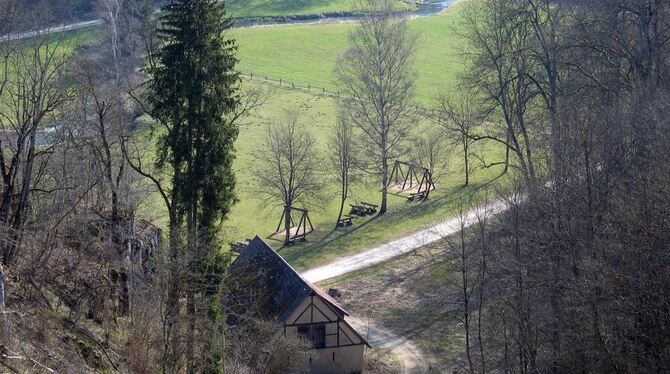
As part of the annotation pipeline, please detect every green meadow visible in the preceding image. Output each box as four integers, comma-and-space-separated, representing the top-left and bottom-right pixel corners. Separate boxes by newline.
10, 2, 512, 269
232, 4, 469, 103
214, 85, 508, 270
137, 79, 509, 271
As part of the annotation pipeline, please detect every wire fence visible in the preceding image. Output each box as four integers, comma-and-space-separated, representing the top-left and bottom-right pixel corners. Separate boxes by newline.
239, 71, 438, 118
240, 72, 343, 98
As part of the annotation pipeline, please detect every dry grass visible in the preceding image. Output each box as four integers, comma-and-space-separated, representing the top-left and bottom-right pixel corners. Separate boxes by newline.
320, 240, 465, 372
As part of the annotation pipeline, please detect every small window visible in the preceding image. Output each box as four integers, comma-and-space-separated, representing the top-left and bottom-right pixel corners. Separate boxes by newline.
297, 324, 326, 348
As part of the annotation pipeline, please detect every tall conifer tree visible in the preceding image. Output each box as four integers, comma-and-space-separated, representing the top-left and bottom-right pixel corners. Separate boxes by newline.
147, 0, 239, 370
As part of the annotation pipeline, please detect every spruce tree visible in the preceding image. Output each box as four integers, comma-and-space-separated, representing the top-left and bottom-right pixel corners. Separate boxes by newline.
147, 0, 239, 370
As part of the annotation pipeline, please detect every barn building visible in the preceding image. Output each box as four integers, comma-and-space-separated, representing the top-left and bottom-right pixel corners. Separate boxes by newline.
230, 236, 370, 373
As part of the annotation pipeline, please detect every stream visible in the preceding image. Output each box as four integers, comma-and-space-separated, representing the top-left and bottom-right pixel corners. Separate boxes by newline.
3, 0, 459, 41
235, 0, 459, 28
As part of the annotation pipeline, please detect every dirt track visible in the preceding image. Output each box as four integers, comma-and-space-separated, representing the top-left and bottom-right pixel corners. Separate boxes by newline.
348, 317, 429, 373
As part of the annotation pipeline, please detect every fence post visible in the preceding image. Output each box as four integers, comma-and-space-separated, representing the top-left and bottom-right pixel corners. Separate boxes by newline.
250, 73, 253, 80
322, 87, 325, 94
308, 85, 310, 91
280, 79, 282, 86
292, 82, 295, 89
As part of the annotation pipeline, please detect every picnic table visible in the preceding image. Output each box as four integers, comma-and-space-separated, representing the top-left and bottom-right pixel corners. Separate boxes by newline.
407, 191, 428, 202
349, 204, 368, 216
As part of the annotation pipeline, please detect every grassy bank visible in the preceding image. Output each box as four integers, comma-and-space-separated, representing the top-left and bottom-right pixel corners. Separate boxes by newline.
137, 80, 509, 270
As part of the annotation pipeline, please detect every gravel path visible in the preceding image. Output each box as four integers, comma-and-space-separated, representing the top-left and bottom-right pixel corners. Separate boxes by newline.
303, 199, 508, 372
302, 199, 507, 283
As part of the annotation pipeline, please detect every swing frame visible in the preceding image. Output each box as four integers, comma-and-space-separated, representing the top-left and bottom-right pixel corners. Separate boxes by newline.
386, 160, 436, 200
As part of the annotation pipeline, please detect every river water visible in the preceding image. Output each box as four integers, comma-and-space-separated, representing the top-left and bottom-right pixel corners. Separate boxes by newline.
3, 0, 458, 41
234, 0, 459, 28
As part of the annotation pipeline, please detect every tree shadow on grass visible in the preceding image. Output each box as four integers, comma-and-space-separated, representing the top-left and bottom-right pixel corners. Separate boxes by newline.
281, 214, 380, 265
281, 171, 509, 269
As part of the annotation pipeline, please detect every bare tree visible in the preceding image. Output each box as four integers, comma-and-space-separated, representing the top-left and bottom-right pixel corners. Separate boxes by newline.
436, 90, 491, 186
328, 115, 358, 227
448, 204, 476, 374
0, 31, 72, 266
253, 110, 321, 245
336, 0, 417, 215
70, 56, 146, 316
463, 0, 539, 187
97, 0, 153, 84
407, 127, 451, 184
72, 59, 132, 223
98, 0, 122, 80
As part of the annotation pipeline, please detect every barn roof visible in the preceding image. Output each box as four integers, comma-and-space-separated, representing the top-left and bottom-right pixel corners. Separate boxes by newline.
229, 236, 348, 323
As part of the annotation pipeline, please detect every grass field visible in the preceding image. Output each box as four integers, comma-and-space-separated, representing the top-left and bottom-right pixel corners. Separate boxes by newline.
11, 2, 512, 270
197, 82, 508, 270
232, 3, 469, 104
228, 0, 411, 18
136, 78, 509, 270
79, 2, 508, 270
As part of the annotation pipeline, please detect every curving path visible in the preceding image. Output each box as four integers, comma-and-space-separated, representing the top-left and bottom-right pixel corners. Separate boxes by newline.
302, 199, 508, 283
302, 199, 509, 372
347, 316, 428, 373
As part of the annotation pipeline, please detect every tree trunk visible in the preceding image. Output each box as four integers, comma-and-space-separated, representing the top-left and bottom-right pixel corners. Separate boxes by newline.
163, 213, 181, 374
0, 264, 5, 308
336, 181, 347, 228
284, 205, 292, 245
186, 293, 196, 374
503, 141, 510, 174
379, 157, 388, 215
6, 124, 39, 265
463, 136, 470, 187
460, 221, 474, 374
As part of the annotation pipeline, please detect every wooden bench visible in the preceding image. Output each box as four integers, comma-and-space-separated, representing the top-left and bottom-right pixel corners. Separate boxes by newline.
230, 241, 249, 253
359, 201, 378, 214
407, 191, 428, 202
337, 216, 354, 228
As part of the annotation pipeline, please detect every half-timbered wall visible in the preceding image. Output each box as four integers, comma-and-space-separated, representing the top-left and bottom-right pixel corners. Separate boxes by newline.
284, 293, 366, 374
